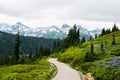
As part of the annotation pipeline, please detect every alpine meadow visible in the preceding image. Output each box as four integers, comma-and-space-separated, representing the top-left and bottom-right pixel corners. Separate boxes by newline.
0, 0, 120, 80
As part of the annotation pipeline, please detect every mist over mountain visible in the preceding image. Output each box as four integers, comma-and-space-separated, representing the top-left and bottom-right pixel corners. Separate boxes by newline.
0, 22, 101, 40
90, 28, 102, 36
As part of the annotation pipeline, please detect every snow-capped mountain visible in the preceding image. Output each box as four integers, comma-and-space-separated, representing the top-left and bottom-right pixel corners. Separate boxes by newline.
75, 25, 94, 40
90, 28, 102, 36
0, 22, 101, 40
0, 22, 32, 35
60, 24, 95, 40
31, 26, 65, 39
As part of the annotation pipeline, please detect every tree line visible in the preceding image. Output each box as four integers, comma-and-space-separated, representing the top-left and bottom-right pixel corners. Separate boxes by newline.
0, 31, 53, 65
54, 23, 119, 62
53, 24, 94, 52
53, 24, 80, 52
84, 23, 119, 62
0, 23, 119, 65
101, 23, 119, 36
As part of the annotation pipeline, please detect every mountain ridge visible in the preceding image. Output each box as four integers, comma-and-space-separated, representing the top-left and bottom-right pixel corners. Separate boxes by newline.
0, 22, 101, 40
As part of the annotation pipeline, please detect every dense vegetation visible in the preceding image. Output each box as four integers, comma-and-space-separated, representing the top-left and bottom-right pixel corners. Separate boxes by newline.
0, 31, 55, 65
53, 24, 80, 52
0, 31, 55, 55
0, 23, 120, 80
52, 24, 120, 80
0, 59, 55, 80
0, 30, 56, 80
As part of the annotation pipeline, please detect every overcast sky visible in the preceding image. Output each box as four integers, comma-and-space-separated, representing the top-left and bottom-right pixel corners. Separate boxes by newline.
0, 0, 120, 30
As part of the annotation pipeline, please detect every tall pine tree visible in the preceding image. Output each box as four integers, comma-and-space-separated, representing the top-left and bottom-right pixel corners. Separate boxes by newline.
81, 36, 86, 44
89, 36, 92, 41
100, 40, 105, 53
90, 42, 94, 54
95, 34, 97, 38
101, 28, 105, 36
67, 24, 80, 46
13, 30, 20, 64
112, 34, 116, 45
112, 23, 119, 32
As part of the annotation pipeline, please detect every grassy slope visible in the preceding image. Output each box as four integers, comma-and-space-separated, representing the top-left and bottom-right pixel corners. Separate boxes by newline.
54, 31, 120, 80
0, 59, 55, 80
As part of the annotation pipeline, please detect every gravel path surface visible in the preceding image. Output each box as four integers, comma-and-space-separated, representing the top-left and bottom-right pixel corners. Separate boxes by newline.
48, 58, 81, 80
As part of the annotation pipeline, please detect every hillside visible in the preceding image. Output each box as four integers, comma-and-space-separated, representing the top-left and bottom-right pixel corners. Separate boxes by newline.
53, 31, 120, 80
0, 58, 55, 80
0, 31, 56, 80
0, 31, 55, 55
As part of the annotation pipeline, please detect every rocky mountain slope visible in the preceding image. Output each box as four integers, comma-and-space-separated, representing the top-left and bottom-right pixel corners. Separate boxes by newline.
0, 22, 101, 40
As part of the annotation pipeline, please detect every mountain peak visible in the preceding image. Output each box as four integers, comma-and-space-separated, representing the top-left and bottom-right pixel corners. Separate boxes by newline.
15, 22, 28, 28
90, 28, 102, 36
16, 22, 22, 25
0, 22, 101, 39
93, 28, 101, 31
62, 24, 70, 29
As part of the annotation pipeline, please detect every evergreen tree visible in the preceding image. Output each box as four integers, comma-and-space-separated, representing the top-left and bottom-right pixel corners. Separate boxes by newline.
20, 54, 25, 64
24, 53, 27, 61
13, 30, 20, 64
90, 42, 94, 54
56, 38, 60, 47
84, 50, 95, 62
101, 41, 105, 53
67, 28, 74, 45
106, 28, 111, 34
56, 38, 62, 51
66, 24, 80, 46
81, 36, 86, 44
89, 36, 92, 41
112, 34, 116, 45
39, 45, 44, 56
44, 48, 51, 56
35, 46, 39, 58
112, 23, 119, 32
85, 42, 96, 61
100, 23, 119, 37
101, 28, 105, 36
84, 51, 89, 62
29, 51, 32, 58
53, 39, 62, 52
105, 39, 107, 46
95, 34, 97, 38
77, 28, 80, 43
4, 53, 10, 65
54, 24, 80, 52
53, 41, 56, 51
28, 51, 32, 63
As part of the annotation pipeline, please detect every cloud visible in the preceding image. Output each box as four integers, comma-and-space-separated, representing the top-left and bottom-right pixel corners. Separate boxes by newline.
0, 0, 120, 21
56, 0, 120, 22
0, 0, 120, 30
0, 0, 75, 19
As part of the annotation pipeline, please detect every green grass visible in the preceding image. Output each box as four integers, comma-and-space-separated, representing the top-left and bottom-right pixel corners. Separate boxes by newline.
55, 31, 120, 80
0, 59, 55, 80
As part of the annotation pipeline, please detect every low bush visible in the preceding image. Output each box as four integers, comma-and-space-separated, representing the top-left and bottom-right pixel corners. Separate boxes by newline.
0, 59, 55, 80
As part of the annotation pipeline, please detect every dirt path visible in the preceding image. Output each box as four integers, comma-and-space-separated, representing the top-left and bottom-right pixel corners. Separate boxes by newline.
48, 58, 81, 80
